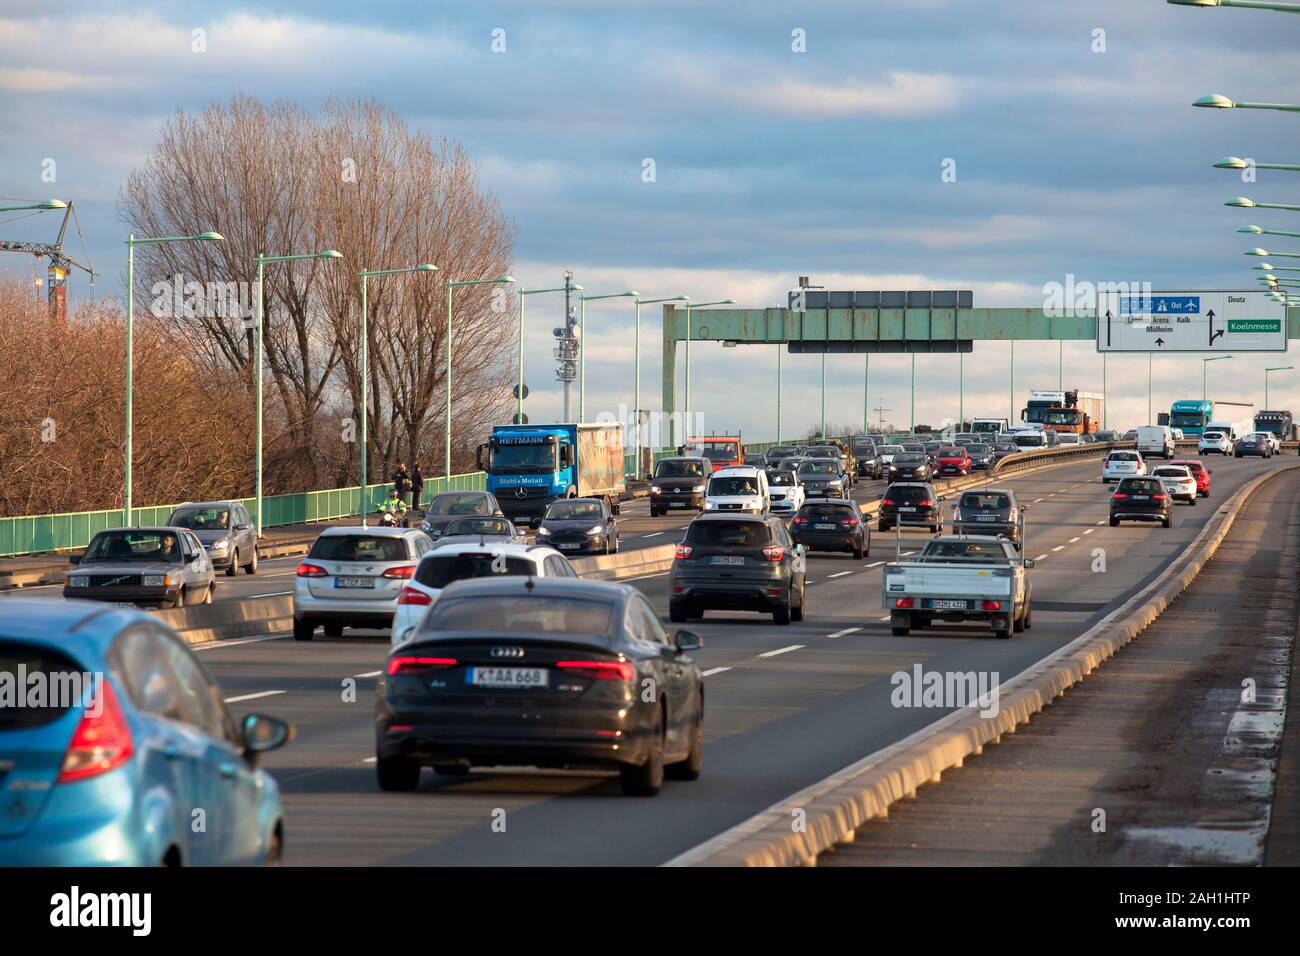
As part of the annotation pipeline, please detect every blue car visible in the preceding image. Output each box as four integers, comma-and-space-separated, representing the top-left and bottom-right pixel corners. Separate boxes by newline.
0, 600, 291, 866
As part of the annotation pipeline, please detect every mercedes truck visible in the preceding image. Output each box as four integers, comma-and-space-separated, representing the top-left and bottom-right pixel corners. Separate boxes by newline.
478, 423, 626, 527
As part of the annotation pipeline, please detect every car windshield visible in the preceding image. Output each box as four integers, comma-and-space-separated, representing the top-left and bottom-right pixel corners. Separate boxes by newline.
655, 459, 706, 478
490, 443, 556, 470
939, 447, 966, 457
799, 460, 838, 475
442, 517, 514, 537
1013, 434, 1044, 447
709, 476, 761, 496
684, 442, 738, 461
877, 445, 903, 456
428, 493, 490, 516
168, 507, 229, 531
995, 443, 1017, 452
425, 594, 616, 637
894, 454, 925, 463
686, 520, 772, 547
967, 444, 990, 454
414, 553, 536, 590
310, 535, 408, 562
769, 471, 797, 487
851, 439, 875, 451
84, 530, 182, 563
960, 493, 1012, 510
545, 500, 603, 520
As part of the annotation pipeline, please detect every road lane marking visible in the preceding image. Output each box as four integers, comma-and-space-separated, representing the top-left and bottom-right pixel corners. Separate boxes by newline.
1096, 520, 1106, 525
1051, 546, 1065, 552
624, 571, 670, 582
1068, 537, 1081, 543
1034, 554, 1049, 561
362, 756, 377, 764
223, 690, 286, 704
827, 571, 853, 578
193, 634, 288, 651
828, 627, 862, 638
879, 615, 891, 622
353, 670, 382, 679
701, 666, 732, 677
248, 591, 292, 598
642, 532, 664, 538
866, 561, 884, 568
1033, 498, 1044, 502
759, 644, 804, 659
1083, 529, 1095, 535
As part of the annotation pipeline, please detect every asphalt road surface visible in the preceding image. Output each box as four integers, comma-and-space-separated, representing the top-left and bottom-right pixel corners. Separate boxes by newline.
192, 453, 1290, 865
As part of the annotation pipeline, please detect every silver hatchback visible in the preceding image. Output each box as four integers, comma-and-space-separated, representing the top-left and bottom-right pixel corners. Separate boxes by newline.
293, 526, 434, 640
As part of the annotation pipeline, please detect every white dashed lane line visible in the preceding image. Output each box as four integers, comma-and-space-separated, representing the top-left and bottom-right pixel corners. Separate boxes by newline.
1083, 529, 1095, 535
223, 690, 286, 704
1051, 546, 1065, 552
758, 644, 805, 659
701, 666, 732, 677
353, 670, 382, 679
828, 627, 862, 638
1034, 554, 1049, 561
827, 571, 853, 578
248, 591, 292, 598
866, 561, 884, 568
1068, 537, 1081, 543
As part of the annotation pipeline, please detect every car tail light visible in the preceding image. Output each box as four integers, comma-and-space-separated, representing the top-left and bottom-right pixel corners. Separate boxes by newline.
556, 660, 635, 681
951, 507, 962, 521
296, 562, 328, 577
396, 586, 433, 606
675, 543, 693, 560
1112, 493, 1127, 500
762, 545, 785, 562
839, 517, 859, 527
1007, 507, 1018, 524
382, 565, 416, 579
387, 656, 457, 675
981, 599, 1002, 611
917, 499, 934, 507
58, 680, 134, 783
1152, 494, 1168, 501
881, 499, 895, 506
894, 597, 915, 609
792, 516, 807, 525
767, 587, 783, 597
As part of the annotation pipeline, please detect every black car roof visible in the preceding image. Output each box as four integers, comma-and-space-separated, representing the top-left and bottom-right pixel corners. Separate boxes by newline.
690, 512, 772, 523
437, 575, 635, 602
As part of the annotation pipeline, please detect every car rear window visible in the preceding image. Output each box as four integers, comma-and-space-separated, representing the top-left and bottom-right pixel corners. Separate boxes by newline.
310, 535, 408, 562
1108, 452, 1139, 462
0, 641, 84, 729
1179, 462, 1205, 473
415, 553, 536, 590
960, 493, 1011, 510
1151, 468, 1191, 478
1118, 478, 1162, 493
423, 595, 616, 637
798, 502, 858, 518
686, 520, 773, 547
885, 485, 934, 504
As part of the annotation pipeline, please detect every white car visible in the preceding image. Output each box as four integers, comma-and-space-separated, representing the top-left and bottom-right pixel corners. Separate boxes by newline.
1199, 431, 1231, 455
1170, 428, 1184, 440
390, 542, 577, 646
703, 465, 770, 514
293, 525, 433, 641
1149, 464, 1198, 505
1054, 432, 1082, 446
767, 470, 805, 516
1253, 431, 1281, 455
1102, 450, 1146, 483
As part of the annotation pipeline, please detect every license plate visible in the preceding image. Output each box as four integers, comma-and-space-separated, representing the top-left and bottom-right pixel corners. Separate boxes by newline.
468, 667, 549, 689
974, 515, 997, 521
710, 555, 744, 566
931, 599, 968, 609
814, 523, 836, 530
336, 576, 375, 588
899, 506, 917, 512
558, 542, 581, 550
1130, 495, 1149, 500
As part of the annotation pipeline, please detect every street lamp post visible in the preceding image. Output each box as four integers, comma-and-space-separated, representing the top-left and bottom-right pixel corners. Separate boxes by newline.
1202, 355, 1233, 401
578, 291, 639, 423
124, 229, 223, 526
359, 264, 437, 526
682, 299, 735, 433
1196, 94, 1300, 114
0, 199, 67, 212
1227, 197, 1300, 213
253, 250, 343, 536
1240, 225, 1300, 240
910, 352, 917, 431
517, 281, 583, 423
445, 275, 515, 480
1216, 157, 1300, 173
1265, 365, 1294, 408
1171, 0, 1300, 12
631, 295, 687, 470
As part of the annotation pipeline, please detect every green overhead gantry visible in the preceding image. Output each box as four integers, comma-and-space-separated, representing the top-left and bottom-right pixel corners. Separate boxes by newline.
660, 302, 1300, 442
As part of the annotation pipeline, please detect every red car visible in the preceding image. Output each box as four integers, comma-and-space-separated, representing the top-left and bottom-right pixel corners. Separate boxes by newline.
935, 446, 971, 476
1171, 459, 1212, 497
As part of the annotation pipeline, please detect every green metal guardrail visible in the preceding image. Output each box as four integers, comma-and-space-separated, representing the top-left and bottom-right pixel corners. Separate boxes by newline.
0, 471, 487, 558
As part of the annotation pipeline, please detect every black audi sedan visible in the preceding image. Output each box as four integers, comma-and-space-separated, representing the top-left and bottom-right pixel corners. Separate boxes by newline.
1109, 476, 1173, 528
791, 499, 870, 559
376, 576, 704, 796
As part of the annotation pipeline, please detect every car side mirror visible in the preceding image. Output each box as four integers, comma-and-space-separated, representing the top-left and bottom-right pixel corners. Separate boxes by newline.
1021, 506, 1029, 513
1024, 558, 1036, 569
878, 493, 885, 499
241, 713, 293, 766
68, 554, 82, 566
235, 523, 251, 531
674, 629, 703, 653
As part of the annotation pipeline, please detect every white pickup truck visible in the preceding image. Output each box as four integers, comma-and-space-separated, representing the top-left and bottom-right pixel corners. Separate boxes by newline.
882, 536, 1034, 639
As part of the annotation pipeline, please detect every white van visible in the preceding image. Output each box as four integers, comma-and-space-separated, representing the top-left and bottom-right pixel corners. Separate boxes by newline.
703, 466, 769, 514
1205, 420, 1245, 442
1135, 425, 1175, 460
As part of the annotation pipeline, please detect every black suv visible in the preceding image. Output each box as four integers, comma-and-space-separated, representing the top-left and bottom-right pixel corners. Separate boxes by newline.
669, 514, 807, 625
649, 456, 711, 516
791, 499, 870, 559
851, 440, 883, 480
1110, 476, 1173, 528
950, 488, 1026, 549
878, 482, 945, 533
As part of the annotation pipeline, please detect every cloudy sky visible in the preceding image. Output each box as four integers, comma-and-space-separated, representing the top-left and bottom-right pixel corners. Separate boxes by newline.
2, 0, 1299, 437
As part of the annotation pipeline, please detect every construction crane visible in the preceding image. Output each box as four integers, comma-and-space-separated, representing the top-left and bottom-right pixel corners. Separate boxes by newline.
0, 198, 97, 329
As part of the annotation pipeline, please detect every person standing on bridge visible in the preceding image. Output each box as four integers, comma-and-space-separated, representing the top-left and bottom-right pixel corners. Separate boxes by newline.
392, 462, 411, 506
411, 462, 424, 511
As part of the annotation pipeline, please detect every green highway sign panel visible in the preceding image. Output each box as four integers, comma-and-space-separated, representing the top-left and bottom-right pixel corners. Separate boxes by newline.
1096, 290, 1286, 353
